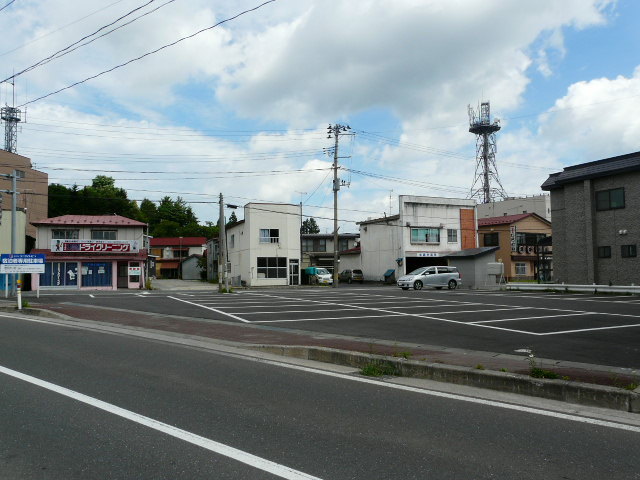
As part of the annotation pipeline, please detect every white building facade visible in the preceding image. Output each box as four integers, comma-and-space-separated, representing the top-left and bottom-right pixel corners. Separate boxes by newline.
358, 196, 477, 281
477, 194, 551, 221
226, 203, 301, 287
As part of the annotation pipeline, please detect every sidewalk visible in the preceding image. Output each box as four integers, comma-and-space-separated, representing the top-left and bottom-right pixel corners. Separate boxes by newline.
4, 299, 640, 412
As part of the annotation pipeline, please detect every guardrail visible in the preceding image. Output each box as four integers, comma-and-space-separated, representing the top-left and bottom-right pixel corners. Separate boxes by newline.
506, 283, 640, 294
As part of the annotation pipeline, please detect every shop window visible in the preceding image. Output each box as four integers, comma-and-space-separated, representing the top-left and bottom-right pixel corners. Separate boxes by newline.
257, 257, 287, 278
621, 245, 637, 258
447, 229, 457, 243
596, 188, 625, 211
40, 262, 78, 286
597, 246, 611, 258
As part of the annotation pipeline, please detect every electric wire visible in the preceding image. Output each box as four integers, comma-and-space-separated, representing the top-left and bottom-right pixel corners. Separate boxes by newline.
0, 0, 15, 13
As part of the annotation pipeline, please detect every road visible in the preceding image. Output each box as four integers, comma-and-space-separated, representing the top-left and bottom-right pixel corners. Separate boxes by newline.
1, 313, 639, 479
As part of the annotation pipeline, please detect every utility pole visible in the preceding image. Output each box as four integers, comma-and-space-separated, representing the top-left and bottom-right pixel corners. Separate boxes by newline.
218, 193, 227, 291
327, 124, 351, 288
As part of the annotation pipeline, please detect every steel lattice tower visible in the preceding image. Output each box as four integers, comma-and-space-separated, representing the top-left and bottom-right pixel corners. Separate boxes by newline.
1, 105, 22, 153
468, 101, 506, 203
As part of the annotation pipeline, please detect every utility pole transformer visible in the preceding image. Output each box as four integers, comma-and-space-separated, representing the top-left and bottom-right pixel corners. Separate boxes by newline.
326, 123, 351, 288
468, 101, 506, 203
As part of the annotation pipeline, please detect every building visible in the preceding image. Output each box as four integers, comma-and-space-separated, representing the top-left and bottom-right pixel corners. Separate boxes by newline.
0, 150, 49, 242
149, 237, 207, 279
541, 151, 640, 285
226, 203, 301, 286
478, 213, 551, 281
301, 233, 359, 272
477, 194, 551, 221
357, 195, 477, 281
30, 215, 148, 290
180, 254, 204, 280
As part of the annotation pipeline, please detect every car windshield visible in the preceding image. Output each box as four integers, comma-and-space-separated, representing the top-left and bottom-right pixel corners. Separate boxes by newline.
353, 270, 362, 274
316, 268, 330, 275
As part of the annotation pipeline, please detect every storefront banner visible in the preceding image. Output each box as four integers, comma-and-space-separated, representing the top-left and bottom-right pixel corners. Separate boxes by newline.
51, 239, 139, 253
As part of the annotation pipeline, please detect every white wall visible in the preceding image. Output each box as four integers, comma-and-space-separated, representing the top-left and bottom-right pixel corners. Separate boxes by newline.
36, 225, 144, 249
0, 211, 26, 254
358, 220, 401, 281
477, 194, 551, 221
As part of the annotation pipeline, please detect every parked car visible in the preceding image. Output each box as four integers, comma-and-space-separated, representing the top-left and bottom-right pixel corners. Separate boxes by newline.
339, 269, 364, 284
397, 266, 461, 290
304, 266, 333, 285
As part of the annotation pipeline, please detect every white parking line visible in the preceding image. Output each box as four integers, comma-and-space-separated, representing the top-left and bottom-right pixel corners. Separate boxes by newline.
539, 322, 640, 335
168, 296, 251, 323
472, 312, 598, 324
0, 365, 322, 480
253, 314, 406, 323
230, 308, 362, 315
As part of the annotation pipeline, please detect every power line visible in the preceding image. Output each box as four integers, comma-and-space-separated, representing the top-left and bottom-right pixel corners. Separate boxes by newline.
19, 0, 277, 106
2, 0, 175, 83
0, 0, 16, 13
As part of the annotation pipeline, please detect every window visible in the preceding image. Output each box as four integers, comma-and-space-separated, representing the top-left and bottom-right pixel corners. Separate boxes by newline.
515, 263, 527, 275
230, 234, 235, 249
339, 238, 349, 252
516, 232, 546, 246
483, 232, 499, 247
597, 246, 611, 258
302, 238, 327, 252
52, 229, 79, 239
91, 230, 116, 240
621, 245, 637, 258
257, 257, 287, 278
410, 228, 440, 243
596, 188, 625, 211
259, 228, 279, 243
447, 229, 457, 243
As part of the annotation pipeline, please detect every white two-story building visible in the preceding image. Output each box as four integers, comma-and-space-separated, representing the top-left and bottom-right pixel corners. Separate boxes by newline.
358, 195, 478, 281
226, 203, 301, 286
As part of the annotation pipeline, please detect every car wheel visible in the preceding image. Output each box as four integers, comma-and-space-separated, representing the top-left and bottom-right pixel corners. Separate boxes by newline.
401, 287, 409, 290
414, 280, 423, 290
448, 279, 457, 290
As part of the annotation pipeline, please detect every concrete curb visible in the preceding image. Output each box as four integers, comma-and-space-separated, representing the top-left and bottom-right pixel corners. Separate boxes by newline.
252, 345, 640, 413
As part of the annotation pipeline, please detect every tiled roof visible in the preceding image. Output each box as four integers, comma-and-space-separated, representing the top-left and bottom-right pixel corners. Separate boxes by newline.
32, 214, 146, 227
541, 151, 640, 190
477, 213, 534, 226
150, 237, 207, 246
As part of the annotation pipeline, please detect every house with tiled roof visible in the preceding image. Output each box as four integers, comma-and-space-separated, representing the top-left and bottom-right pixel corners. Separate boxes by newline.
149, 236, 206, 279
477, 213, 551, 281
542, 151, 640, 284
30, 214, 148, 290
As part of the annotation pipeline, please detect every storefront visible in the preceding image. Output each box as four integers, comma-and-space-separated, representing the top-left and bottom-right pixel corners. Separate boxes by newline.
30, 215, 149, 291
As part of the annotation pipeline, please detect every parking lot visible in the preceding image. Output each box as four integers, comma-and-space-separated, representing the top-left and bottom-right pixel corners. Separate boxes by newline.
28, 287, 640, 369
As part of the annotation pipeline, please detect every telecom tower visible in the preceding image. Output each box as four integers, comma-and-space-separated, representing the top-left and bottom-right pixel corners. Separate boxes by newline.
1, 105, 22, 153
468, 101, 506, 203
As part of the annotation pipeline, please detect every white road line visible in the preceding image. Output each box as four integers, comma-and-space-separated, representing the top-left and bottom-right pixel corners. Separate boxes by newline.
253, 314, 406, 323
473, 312, 598, 324
168, 296, 250, 323
0, 365, 322, 480
231, 308, 362, 315
89, 294, 95, 298
539, 322, 640, 335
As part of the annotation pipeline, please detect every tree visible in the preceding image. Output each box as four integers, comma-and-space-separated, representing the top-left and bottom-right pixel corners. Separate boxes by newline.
301, 217, 320, 234
227, 211, 238, 227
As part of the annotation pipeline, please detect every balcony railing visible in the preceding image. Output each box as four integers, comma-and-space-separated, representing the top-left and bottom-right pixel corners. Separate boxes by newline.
259, 236, 279, 244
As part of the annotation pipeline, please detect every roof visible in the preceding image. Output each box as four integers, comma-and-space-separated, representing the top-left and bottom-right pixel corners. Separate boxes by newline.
150, 237, 207, 247
357, 214, 400, 226
442, 247, 499, 258
339, 246, 361, 255
477, 213, 550, 227
32, 214, 146, 227
541, 151, 640, 190
301, 233, 359, 239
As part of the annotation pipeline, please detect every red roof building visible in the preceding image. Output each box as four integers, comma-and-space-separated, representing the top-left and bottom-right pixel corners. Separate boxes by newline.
149, 237, 207, 279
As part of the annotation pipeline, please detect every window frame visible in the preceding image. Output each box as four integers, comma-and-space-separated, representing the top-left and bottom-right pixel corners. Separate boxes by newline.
483, 232, 499, 247
447, 229, 458, 243
256, 256, 287, 278
52, 229, 79, 240
410, 227, 440, 244
90, 230, 117, 240
514, 262, 527, 276
595, 187, 625, 211
259, 228, 280, 244
621, 244, 637, 258
597, 246, 612, 258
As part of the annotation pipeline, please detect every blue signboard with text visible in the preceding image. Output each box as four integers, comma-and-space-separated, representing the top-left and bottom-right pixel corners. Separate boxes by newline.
0, 254, 46, 273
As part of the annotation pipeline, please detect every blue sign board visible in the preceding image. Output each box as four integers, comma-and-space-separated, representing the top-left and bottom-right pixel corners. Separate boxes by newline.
0, 254, 46, 273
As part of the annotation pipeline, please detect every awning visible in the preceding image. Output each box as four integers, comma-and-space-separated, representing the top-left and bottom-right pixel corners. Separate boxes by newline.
158, 261, 179, 269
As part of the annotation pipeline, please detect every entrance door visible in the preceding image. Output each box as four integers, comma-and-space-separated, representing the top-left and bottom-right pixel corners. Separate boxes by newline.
289, 259, 299, 285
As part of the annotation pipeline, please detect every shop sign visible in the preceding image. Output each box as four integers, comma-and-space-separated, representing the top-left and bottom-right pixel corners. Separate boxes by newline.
510, 225, 517, 252
51, 239, 139, 253
417, 252, 438, 257
0, 254, 46, 273
128, 266, 142, 275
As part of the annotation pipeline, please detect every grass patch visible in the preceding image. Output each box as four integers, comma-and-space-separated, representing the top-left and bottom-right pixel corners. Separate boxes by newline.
392, 350, 413, 359
360, 361, 399, 377
530, 367, 560, 379
475, 364, 485, 370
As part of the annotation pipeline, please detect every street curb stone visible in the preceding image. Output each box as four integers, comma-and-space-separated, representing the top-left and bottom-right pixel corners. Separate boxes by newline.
252, 345, 640, 413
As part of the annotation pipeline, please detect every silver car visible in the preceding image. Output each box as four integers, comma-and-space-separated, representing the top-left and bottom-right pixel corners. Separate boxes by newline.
397, 266, 461, 290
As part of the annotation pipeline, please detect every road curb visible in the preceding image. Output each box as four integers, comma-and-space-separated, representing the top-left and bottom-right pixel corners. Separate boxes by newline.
252, 345, 640, 413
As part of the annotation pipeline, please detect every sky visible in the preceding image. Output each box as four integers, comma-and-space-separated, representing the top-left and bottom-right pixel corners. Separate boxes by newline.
1, 0, 639, 233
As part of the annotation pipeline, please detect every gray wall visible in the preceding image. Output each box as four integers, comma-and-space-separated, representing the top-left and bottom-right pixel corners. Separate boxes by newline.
448, 253, 497, 289
550, 170, 640, 284
181, 256, 203, 280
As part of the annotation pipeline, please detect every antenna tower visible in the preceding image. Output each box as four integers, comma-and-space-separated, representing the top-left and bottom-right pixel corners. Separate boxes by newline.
468, 101, 506, 203
1, 80, 23, 153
